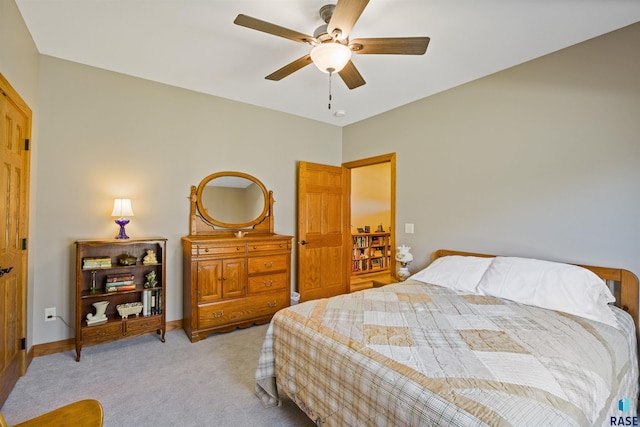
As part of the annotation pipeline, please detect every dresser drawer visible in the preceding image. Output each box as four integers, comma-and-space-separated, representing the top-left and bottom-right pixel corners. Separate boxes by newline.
196, 243, 246, 257
248, 255, 288, 274
248, 240, 290, 252
248, 273, 288, 294
82, 322, 123, 343
198, 291, 289, 329
125, 316, 162, 334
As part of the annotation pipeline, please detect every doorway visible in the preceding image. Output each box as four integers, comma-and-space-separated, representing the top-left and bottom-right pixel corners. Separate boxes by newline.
296, 154, 395, 302
343, 153, 396, 291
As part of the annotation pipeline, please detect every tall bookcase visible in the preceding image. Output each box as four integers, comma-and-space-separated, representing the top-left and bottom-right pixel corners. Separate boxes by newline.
351, 232, 391, 276
74, 237, 166, 361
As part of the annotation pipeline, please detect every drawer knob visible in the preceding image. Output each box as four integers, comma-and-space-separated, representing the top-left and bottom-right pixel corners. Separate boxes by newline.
205, 248, 209, 252
263, 279, 273, 287
212, 311, 224, 318
264, 262, 273, 268
267, 301, 277, 308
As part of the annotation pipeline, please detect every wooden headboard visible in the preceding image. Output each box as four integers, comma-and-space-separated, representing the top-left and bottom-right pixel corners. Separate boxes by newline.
433, 249, 640, 334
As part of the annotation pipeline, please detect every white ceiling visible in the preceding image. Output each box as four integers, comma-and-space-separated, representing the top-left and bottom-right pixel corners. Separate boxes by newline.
15, 0, 640, 126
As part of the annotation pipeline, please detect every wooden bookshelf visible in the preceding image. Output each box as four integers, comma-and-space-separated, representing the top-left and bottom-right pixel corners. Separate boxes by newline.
74, 238, 166, 361
351, 232, 391, 276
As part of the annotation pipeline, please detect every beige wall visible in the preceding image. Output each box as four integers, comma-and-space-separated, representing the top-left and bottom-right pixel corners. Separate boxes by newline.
343, 23, 640, 279
350, 163, 391, 232
1, 0, 40, 348
0, 0, 39, 105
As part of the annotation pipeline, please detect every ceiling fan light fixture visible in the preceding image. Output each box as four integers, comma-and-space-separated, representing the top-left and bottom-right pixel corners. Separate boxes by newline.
310, 43, 352, 73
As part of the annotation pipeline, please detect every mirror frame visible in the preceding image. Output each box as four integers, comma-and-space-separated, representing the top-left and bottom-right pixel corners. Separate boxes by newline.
195, 171, 269, 229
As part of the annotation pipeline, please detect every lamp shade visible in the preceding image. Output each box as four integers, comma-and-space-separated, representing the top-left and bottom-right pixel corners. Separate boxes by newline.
310, 43, 352, 73
111, 199, 134, 217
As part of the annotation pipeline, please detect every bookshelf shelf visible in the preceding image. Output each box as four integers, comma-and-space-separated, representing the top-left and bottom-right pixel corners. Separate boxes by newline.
351, 232, 391, 276
74, 237, 167, 361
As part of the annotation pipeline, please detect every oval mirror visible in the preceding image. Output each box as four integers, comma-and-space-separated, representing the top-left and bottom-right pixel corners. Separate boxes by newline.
196, 171, 269, 229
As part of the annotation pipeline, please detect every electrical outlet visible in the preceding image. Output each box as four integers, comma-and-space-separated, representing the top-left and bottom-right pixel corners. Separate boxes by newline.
45, 307, 56, 322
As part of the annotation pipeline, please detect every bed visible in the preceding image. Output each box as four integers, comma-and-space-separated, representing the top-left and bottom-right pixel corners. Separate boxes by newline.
255, 249, 639, 426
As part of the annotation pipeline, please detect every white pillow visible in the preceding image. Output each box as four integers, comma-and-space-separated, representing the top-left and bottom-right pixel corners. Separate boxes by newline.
476, 256, 618, 328
410, 255, 493, 293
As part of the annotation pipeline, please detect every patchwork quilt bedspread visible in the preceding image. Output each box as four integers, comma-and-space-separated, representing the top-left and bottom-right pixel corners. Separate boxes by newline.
256, 281, 638, 426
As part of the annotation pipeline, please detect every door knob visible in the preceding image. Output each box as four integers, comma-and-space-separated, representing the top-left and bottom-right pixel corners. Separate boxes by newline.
0, 266, 13, 277
299, 240, 309, 245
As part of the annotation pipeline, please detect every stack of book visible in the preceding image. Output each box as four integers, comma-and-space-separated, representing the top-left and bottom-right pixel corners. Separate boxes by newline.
82, 257, 112, 269
142, 289, 162, 316
105, 273, 136, 292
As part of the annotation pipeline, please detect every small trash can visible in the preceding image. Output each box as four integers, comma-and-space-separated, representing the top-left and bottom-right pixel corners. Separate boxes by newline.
291, 291, 300, 305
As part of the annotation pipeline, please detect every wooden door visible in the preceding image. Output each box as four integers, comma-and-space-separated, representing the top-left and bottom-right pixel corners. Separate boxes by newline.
297, 162, 348, 301
0, 74, 31, 406
196, 260, 222, 303
221, 258, 246, 299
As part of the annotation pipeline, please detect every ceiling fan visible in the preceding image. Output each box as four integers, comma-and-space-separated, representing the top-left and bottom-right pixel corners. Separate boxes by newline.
233, 0, 430, 90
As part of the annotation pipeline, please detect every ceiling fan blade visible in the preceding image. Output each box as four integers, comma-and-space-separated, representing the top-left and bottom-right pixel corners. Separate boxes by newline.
234, 14, 315, 44
338, 61, 366, 90
349, 37, 430, 55
265, 55, 313, 81
328, 0, 370, 40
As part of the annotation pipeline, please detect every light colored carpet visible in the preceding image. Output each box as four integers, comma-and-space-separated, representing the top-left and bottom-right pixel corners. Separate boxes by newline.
1, 325, 315, 426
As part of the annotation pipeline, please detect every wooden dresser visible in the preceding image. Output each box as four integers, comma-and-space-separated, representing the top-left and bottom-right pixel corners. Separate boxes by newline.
182, 171, 292, 342
182, 234, 291, 342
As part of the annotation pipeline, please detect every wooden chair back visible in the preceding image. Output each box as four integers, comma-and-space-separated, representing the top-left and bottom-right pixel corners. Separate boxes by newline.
0, 399, 102, 427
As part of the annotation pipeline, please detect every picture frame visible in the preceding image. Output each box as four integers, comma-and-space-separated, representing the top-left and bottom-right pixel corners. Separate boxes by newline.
364, 226, 370, 233
356, 227, 365, 233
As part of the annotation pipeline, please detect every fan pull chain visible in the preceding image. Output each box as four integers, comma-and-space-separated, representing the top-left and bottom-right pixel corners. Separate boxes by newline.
327, 69, 334, 110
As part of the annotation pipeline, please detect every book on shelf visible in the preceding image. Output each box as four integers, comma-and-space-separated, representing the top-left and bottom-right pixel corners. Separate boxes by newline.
352, 259, 369, 273
352, 235, 369, 247
105, 283, 136, 292
142, 290, 150, 316
82, 257, 112, 269
105, 280, 135, 287
352, 248, 368, 260
106, 273, 134, 283
142, 289, 162, 316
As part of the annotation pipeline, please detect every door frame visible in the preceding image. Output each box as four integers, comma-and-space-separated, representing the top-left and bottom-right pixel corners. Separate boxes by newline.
342, 153, 396, 281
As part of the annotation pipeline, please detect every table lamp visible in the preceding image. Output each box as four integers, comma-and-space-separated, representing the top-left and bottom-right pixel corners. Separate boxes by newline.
111, 198, 134, 239
395, 245, 413, 281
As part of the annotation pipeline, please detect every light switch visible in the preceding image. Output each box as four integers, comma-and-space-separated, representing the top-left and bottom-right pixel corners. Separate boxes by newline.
405, 223, 414, 234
